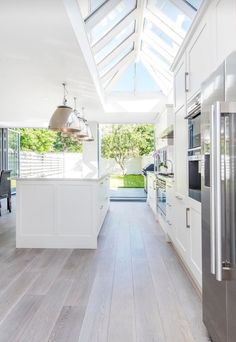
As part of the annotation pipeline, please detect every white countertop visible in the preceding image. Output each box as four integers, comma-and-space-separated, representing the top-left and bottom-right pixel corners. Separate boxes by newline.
16, 174, 109, 182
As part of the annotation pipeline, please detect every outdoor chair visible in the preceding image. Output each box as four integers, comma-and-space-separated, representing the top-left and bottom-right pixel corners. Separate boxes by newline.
0, 170, 12, 216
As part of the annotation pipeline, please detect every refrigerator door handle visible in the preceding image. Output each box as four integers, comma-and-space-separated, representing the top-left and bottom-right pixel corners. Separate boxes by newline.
215, 102, 223, 282
210, 104, 216, 275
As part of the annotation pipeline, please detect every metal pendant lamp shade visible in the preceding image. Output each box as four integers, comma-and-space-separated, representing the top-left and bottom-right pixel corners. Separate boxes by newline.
49, 106, 81, 132
79, 121, 94, 141
48, 83, 81, 133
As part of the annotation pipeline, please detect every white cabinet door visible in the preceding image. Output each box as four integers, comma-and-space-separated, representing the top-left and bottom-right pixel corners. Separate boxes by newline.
173, 56, 186, 111
173, 195, 189, 261
186, 19, 213, 100
188, 205, 202, 287
215, 0, 236, 65
174, 107, 188, 197
166, 183, 175, 241
147, 173, 156, 215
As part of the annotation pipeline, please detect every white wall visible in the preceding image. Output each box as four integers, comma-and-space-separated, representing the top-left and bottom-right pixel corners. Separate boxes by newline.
100, 155, 153, 175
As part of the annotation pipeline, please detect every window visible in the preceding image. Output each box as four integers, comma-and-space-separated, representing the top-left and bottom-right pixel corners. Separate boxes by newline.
99, 44, 134, 77
89, 0, 136, 45
94, 21, 135, 64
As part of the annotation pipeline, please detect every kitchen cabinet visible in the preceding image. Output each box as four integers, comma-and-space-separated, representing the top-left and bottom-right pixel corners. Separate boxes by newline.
173, 194, 189, 261
147, 172, 157, 216
186, 19, 213, 100
174, 106, 188, 197
166, 181, 175, 241
187, 202, 202, 287
215, 0, 236, 65
173, 56, 186, 111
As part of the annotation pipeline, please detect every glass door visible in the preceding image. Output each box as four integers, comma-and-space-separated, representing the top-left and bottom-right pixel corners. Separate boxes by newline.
8, 129, 20, 193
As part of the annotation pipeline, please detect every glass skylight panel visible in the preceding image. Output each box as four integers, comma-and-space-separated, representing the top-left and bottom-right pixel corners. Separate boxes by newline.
99, 44, 134, 77
147, 0, 192, 32
94, 21, 135, 64
144, 19, 179, 52
90, 0, 107, 13
111, 62, 161, 92
142, 41, 171, 70
90, 0, 136, 45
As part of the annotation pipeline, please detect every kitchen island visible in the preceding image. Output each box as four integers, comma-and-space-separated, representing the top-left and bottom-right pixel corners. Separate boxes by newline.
16, 174, 110, 249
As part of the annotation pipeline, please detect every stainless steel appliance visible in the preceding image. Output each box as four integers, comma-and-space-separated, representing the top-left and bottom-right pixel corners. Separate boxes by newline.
186, 96, 201, 149
156, 176, 166, 216
201, 51, 236, 342
188, 148, 201, 202
186, 96, 201, 202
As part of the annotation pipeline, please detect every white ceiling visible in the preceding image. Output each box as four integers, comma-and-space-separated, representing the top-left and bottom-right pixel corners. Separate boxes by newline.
0, 0, 164, 127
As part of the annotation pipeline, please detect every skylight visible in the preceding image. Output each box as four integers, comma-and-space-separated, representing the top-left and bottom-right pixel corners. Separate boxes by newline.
83, 0, 200, 98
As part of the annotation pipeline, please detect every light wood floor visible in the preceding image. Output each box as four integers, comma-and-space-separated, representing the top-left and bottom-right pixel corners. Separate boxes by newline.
0, 199, 210, 342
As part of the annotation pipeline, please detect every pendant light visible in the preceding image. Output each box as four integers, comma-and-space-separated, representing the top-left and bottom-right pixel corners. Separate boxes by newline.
72, 99, 88, 138
48, 83, 81, 132
79, 107, 94, 142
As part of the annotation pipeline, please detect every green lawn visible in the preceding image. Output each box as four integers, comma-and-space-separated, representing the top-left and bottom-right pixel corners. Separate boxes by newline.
110, 174, 144, 189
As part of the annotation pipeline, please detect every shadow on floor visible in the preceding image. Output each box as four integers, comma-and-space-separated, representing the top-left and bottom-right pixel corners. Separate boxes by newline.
110, 188, 147, 202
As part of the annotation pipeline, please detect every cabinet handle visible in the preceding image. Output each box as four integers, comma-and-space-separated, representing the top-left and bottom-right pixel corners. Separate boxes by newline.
153, 180, 156, 190
185, 72, 189, 92
175, 195, 183, 200
100, 205, 103, 210
167, 202, 172, 207
186, 208, 190, 228
100, 182, 104, 185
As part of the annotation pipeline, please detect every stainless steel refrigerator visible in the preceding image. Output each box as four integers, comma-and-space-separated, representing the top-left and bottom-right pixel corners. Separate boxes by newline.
201, 51, 236, 342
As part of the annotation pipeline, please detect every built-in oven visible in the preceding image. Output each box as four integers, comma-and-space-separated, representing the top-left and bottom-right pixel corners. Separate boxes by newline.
186, 96, 201, 150
156, 176, 166, 216
188, 148, 201, 202
186, 95, 202, 202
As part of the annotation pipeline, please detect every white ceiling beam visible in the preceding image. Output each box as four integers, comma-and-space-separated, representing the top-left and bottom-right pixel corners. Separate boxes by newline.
97, 33, 136, 70
92, 9, 137, 52
142, 29, 176, 57
64, 0, 105, 107
142, 33, 174, 64
101, 50, 136, 86
146, 4, 186, 39
141, 50, 172, 81
85, 0, 121, 31
169, 0, 196, 19
134, 0, 147, 55
145, 9, 183, 45
141, 54, 170, 95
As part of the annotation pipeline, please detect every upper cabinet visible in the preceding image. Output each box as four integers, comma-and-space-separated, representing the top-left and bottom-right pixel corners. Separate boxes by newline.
186, 18, 213, 100
173, 56, 186, 111
215, 0, 236, 65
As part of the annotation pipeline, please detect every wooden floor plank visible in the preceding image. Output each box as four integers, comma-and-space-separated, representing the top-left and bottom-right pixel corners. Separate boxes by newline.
0, 199, 209, 342
108, 217, 136, 342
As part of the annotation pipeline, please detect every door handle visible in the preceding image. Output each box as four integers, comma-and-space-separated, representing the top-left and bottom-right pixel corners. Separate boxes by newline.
210, 104, 216, 275
185, 72, 189, 92
210, 102, 223, 282
186, 208, 190, 228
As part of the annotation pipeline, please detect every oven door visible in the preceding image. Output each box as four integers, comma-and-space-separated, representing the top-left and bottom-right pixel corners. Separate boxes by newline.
188, 113, 201, 149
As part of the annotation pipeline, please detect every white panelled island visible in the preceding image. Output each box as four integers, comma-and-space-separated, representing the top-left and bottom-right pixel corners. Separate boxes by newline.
16, 174, 110, 249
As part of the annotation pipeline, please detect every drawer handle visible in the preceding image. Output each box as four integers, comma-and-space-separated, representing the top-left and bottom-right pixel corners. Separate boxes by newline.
175, 195, 183, 200
100, 182, 104, 185
100, 205, 104, 210
186, 208, 190, 228
167, 202, 172, 207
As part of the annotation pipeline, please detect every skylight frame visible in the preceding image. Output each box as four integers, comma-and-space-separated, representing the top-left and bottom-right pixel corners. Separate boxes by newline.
82, 0, 198, 97
85, 0, 138, 46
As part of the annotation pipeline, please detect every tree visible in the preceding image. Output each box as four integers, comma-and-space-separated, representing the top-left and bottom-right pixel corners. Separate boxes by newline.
20, 129, 82, 153
101, 124, 154, 175
53, 132, 82, 153
134, 124, 154, 156
20, 129, 57, 153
